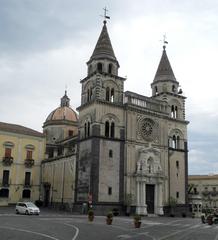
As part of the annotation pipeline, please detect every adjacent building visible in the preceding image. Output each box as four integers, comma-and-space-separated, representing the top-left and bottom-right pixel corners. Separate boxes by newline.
41, 92, 78, 208
0, 122, 45, 205
189, 174, 218, 215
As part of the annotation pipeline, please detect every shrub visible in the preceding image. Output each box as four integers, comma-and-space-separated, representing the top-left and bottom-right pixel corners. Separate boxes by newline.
134, 214, 141, 222
88, 209, 94, 216
107, 211, 113, 219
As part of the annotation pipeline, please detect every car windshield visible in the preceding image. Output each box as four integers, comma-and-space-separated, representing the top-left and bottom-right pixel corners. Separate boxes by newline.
26, 203, 37, 208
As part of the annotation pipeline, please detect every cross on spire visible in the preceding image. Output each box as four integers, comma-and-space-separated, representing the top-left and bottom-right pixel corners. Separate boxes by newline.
101, 7, 110, 23
162, 34, 168, 50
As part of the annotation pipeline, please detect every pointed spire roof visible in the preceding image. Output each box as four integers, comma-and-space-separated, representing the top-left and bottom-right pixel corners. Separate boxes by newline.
153, 46, 177, 82
89, 21, 118, 63
60, 91, 70, 107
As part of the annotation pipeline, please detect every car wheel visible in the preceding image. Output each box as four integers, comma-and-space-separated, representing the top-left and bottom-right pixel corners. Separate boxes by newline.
16, 209, 19, 214
25, 210, 29, 215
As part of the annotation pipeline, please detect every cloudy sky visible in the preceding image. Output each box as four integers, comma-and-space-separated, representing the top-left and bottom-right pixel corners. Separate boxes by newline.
0, 0, 218, 175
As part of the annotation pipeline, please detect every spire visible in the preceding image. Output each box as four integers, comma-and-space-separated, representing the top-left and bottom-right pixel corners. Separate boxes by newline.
153, 46, 177, 82
89, 21, 117, 62
60, 91, 70, 107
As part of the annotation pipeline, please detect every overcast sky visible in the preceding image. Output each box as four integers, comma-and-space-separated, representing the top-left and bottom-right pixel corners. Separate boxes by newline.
0, 0, 218, 175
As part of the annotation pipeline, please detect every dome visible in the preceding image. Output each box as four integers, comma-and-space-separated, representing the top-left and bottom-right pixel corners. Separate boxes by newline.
46, 106, 78, 122
44, 91, 78, 123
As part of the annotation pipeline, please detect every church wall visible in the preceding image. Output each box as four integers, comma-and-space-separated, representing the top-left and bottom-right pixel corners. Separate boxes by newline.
41, 154, 76, 206
98, 139, 121, 202
77, 139, 92, 202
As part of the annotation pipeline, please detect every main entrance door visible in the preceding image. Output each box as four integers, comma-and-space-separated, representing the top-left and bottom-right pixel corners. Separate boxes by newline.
146, 184, 155, 214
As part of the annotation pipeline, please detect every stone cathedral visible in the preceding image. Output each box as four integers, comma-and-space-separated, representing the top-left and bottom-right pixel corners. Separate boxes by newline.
75, 20, 189, 215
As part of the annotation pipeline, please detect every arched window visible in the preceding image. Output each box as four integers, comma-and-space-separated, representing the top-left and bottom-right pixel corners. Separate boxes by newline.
110, 88, 114, 102
172, 135, 177, 148
97, 62, 103, 72
155, 86, 158, 95
106, 87, 110, 101
105, 121, 110, 137
110, 122, 115, 138
84, 123, 87, 138
171, 105, 175, 118
87, 122, 90, 137
87, 89, 90, 102
175, 106, 178, 118
108, 64, 113, 74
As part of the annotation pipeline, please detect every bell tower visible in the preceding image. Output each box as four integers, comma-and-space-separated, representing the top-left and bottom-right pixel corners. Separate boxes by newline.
76, 17, 126, 210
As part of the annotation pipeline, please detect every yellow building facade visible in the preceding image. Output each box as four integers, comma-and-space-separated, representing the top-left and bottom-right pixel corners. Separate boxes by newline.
0, 122, 45, 206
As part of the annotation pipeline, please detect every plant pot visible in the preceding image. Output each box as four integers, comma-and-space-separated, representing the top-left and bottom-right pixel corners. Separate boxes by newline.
88, 215, 94, 222
106, 218, 113, 225
134, 221, 141, 228
207, 216, 213, 225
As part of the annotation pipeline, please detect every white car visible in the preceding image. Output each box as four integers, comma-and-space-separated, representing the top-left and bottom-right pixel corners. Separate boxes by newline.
15, 202, 40, 215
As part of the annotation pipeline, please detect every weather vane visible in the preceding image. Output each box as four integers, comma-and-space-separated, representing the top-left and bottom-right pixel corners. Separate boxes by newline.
101, 7, 110, 23
162, 34, 168, 49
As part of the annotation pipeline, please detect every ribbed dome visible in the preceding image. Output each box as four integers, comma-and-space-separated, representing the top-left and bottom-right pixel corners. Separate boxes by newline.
45, 91, 78, 123
46, 106, 78, 122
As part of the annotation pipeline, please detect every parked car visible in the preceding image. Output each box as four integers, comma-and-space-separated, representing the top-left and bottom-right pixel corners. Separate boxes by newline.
15, 202, 40, 215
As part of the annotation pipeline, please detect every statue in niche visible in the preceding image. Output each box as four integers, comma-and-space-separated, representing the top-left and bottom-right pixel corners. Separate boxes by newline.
136, 147, 162, 175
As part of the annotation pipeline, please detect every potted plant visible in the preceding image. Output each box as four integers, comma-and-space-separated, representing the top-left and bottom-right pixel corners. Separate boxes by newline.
169, 197, 177, 217
106, 211, 113, 225
207, 214, 213, 225
88, 209, 94, 222
133, 214, 141, 228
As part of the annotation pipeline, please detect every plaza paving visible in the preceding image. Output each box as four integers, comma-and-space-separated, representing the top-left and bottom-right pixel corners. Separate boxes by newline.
0, 207, 218, 240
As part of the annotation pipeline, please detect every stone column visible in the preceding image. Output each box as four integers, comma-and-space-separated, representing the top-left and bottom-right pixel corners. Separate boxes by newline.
136, 181, 140, 214
157, 182, 164, 215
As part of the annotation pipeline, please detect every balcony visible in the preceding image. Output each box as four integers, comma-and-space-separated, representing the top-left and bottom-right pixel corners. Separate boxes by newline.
23, 182, 32, 188
1, 179, 11, 187
2, 156, 13, 166
24, 159, 34, 168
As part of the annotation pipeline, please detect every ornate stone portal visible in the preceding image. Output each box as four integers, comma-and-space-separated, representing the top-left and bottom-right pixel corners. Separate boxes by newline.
136, 147, 164, 215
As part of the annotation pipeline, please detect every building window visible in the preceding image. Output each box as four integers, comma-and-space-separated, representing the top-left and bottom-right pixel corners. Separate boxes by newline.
105, 121, 110, 137
22, 189, 31, 199
2, 170, 9, 186
97, 62, 103, 72
155, 86, 158, 95
88, 122, 90, 137
108, 63, 113, 74
5, 148, 12, 157
109, 150, 113, 158
171, 105, 178, 118
110, 88, 114, 102
0, 188, 9, 198
69, 130, 74, 136
176, 192, 179, 198
84, 123, 87, 137
26, 150, 33, 159
106, 87, 110, 101
24, 172, 31, 186
172, 85, 176, 92
110, 122, 115, 138
108, 187, 112, 195
176, 161, 179, 168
